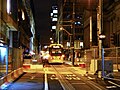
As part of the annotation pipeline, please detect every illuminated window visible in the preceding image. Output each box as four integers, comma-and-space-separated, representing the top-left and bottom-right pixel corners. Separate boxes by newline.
22, 10, 25, 20
7, 0, 11, 14
53, 10, 58, 13
54, 15, 58, 17
52, 26, 56, 29
52, 18, 57, 21
51, 13, 53, 16
80, 42, 83, 48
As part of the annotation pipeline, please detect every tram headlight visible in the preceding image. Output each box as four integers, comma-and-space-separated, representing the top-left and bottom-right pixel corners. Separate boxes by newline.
60, 55, 65, 59
62, 55, 65, 57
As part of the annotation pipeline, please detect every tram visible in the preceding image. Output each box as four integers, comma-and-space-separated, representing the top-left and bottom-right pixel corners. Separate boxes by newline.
48, 44, 65, 64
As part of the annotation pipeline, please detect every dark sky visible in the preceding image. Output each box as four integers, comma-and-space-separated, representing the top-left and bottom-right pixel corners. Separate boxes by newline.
32, 0, 57, 45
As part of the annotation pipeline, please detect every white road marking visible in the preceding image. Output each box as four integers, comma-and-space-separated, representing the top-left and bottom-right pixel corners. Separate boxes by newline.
88, 82, 103, 90
108, 81, 120, 87
30, 76, 35, 79
88, 76, 95, 80
44, 73, 48, 90
106, 85, 117, 89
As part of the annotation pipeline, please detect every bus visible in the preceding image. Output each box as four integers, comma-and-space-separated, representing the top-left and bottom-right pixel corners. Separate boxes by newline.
48, 44, 65, 64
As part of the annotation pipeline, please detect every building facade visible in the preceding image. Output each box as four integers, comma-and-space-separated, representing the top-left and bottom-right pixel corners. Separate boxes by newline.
0, 0, 36, 77
56, 0, 84, 50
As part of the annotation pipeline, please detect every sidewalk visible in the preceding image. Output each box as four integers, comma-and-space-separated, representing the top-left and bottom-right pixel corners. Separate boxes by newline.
64, 60, 120, 80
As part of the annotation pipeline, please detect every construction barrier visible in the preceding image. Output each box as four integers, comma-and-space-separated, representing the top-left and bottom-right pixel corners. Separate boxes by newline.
7, 73, 14, 83
18, 67, 24, 75
0, 67, 24, 89
14, 70, 19, 79
0, 75, 11, 89
79, 63, 86, 68
0, 78, 4, 86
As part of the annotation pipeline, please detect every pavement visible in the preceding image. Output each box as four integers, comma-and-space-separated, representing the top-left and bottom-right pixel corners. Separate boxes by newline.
63, 60, 120, 81
63, 60, 120, 90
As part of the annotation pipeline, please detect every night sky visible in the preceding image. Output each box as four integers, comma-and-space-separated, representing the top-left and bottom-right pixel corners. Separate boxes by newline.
32, 0, 57, 45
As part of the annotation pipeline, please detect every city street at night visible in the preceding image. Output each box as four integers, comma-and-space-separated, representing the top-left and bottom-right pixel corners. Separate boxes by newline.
1, 0, 120, 90
1, 62, 120, 90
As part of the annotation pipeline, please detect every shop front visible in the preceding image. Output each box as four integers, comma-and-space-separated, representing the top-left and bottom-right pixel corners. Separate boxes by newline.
0, 44, 8, 77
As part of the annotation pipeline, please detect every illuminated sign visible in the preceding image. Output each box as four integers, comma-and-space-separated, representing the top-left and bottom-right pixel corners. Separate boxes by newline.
53, 46, 60, 48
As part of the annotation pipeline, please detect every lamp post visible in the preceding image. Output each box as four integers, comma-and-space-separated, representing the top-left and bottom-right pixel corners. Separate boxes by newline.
59, 27, 75, 65
60, 27, 72, 35
59, 27, 72, 44
97, 0, 106, 77
99, 34, 106, 77
97, 0, 103, 59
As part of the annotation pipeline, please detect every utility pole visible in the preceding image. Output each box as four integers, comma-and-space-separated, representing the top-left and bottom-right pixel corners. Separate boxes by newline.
72, 1, 75, 66
97, 0, 103, 58
97, 0, 105, 77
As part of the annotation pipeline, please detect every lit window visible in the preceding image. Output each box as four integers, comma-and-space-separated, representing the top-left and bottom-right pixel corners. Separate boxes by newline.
22, 10, 25, 20
75, 21, 81, 25
80, 42, 83, 48
52, 18, 57, 21
52, 26, 56, 29
7, 0, 11, 14
53, 10, 58, 13
54, 15, 58, 17
78, 22, 81, 24
51, 13, 53, 16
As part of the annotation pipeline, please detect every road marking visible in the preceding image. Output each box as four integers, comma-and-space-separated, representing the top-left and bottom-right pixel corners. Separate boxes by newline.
44, 73, 48, 90
88, 76, 95, 80
30, 76, 35, 79
105, 77, 120, 81
88, 82, 103, 90
50, 74, 58, 80
72, 82, 86, 85
106, 85, 117, 89
108, 81, 120, 87
73, 77, 80, 80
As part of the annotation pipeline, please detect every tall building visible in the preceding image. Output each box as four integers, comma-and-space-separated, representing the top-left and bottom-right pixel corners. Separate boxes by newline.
50, 5, 59, 43
57, 0, 84, 50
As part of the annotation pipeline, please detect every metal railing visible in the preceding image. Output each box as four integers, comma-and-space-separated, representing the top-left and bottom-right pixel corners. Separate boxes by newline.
83, 47, 120, 73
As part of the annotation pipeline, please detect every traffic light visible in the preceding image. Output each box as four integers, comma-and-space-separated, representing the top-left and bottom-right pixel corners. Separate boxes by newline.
111, 33, 117, 45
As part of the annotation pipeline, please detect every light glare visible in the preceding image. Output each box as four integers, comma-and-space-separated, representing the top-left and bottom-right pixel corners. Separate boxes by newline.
7, 0, 11, 14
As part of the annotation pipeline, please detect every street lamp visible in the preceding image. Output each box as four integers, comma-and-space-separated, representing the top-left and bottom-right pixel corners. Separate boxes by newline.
99, 34, 106, 40
99, 34, 106, 77
59, 27, 72, 46
59, 27, 75, 65
60, 27, 72, 36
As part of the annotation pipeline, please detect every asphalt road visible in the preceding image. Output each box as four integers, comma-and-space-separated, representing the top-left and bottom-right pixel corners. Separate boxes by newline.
4, 73, 44, 90
2, 63, 120, 90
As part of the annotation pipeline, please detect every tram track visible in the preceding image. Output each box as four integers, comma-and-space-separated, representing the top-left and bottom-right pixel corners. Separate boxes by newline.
50, 64, 106, 90
51, 65, 75, 90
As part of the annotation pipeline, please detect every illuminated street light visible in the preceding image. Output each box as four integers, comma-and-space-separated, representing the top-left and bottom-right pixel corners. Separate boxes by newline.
58, 26, 72, 45
99, 34, 106, 77
99, 34, 106, 40
51, 40, 54, 43
58, 27, 74, 65
59, 27, 72, 36
50, 38, 52, 40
